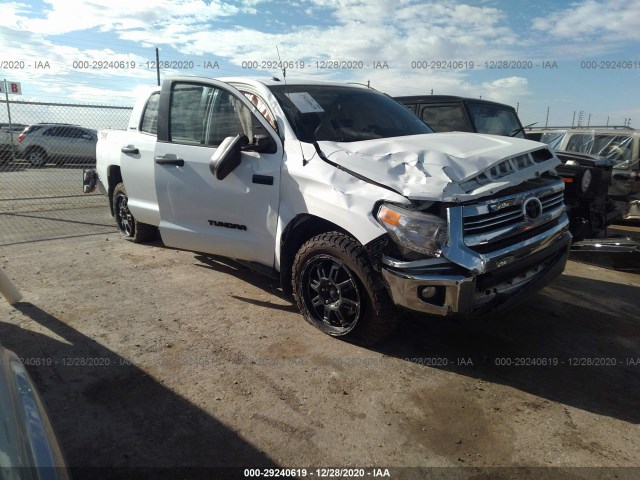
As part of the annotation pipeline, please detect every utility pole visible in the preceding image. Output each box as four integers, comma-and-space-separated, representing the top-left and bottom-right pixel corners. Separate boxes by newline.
156, 48, 161, 86
545, 106, 549, 128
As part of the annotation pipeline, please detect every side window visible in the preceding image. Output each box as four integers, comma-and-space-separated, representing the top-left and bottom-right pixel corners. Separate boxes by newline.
169, 82, 267, 147
403, 103, 418, 114
204, 89, 247, 145
169, 84, 209, 144
43, 126, 83, 138
66, 128, 85, 139
56, 127, 70, 138
43, 127, 66, 137
419, 105, 470, 132
140, 93, 160, 135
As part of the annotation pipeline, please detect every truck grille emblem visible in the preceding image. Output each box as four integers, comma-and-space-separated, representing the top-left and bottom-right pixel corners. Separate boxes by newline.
523, 197, 543, 220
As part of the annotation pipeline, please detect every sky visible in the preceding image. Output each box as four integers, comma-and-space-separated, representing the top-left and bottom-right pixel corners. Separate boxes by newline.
0, 0, 638, 128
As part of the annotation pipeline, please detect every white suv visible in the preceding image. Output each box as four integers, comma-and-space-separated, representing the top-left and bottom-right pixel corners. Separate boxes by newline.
17, 123, 97, 167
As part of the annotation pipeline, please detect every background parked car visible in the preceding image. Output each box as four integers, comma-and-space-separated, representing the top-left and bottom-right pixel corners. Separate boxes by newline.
526, 127, 640, 222
0, 123, 28, 165
17, 123, 97, 167
396, 94, 528, 138
395, 95, 620, 240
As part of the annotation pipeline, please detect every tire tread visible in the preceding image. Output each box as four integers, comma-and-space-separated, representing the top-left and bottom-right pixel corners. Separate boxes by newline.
292, 232, 398, 345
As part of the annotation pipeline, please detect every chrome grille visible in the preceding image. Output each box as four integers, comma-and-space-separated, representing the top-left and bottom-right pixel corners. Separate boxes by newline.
461, 181, 566, 248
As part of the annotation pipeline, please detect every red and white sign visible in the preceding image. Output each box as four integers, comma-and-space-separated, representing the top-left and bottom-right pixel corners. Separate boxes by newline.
0, 81, 22, 95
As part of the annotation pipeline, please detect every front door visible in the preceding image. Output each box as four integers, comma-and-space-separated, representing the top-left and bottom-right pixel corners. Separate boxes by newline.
153, 78, 283, 267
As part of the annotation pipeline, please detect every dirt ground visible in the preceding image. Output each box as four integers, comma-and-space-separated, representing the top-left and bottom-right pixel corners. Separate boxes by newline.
0, 217, 639, 479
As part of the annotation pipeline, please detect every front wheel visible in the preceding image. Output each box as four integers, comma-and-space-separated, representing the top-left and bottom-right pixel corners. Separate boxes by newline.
113, 182, 157, 243
292, 232, 398, 345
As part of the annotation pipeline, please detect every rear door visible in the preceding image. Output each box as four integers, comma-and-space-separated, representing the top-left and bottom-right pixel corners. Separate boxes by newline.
119, 91, 162, 226
153, 78, 283, 267
41, 127, 69, 161
59, 127, 95, 161
75, 128, 97, 160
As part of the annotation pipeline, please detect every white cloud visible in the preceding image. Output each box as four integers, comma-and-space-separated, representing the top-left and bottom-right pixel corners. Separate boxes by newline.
480, 76, 530, 105
112, 0, 521, 74
0, 0, 630, 124
532, 0, 640, 42
5, 0, 243, 35
3, 0, 521, 65
0, 27, 157, 82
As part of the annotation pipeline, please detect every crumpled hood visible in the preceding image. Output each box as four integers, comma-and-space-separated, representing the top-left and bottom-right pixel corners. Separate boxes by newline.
317, 133, 560, 202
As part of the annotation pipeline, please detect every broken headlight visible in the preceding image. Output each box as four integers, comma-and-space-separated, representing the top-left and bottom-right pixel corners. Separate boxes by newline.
376, 203, 448, 257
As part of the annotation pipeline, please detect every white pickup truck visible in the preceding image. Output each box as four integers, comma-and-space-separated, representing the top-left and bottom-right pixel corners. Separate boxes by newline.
85, 76, 571, 344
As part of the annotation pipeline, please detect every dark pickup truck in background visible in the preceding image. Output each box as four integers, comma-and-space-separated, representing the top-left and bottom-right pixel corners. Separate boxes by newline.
396, 95, 528, 139
396, 95, 620, 241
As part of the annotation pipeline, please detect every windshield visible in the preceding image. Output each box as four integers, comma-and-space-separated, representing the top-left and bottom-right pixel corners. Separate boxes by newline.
468, 104, 525, 138
268, 85, 433, 143
541, 131, 634, 168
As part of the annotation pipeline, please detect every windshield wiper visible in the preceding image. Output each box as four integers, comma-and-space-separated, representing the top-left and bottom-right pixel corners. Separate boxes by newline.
511, 122, 537, 137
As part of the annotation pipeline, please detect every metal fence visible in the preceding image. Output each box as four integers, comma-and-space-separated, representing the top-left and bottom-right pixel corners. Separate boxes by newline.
0, 100, 133, 246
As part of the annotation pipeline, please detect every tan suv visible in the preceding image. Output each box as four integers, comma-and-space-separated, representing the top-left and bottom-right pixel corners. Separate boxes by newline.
527, 126, 640, 221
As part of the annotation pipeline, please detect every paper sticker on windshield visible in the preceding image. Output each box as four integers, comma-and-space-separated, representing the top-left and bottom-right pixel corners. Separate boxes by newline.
286, 92, 324, 113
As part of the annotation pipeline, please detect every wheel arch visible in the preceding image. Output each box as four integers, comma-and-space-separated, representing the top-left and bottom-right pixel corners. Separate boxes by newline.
24, 145, 47, 154
279, 214, 349, 295
278, 214, 388, 295
106, 166, 123, 216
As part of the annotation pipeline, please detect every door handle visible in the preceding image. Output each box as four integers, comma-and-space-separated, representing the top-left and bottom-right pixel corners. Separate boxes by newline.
155, 154, 185, 167
252, 174, 274, 185
121, 145, 139, 154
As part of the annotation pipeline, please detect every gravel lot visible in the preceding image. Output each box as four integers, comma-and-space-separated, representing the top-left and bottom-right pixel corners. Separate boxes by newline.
0, 204, 639, 480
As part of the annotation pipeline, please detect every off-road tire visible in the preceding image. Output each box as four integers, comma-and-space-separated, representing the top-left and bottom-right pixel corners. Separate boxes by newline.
292, 232, 399, 345
113, 182, 157, 243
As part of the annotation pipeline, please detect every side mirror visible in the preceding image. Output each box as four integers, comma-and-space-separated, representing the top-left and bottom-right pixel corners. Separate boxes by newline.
242, 134, 276, 153
209, 134, 249, 180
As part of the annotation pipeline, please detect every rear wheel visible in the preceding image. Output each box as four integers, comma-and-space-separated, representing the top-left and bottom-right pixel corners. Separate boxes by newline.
292, 232, 398, 345
113, 182, 157, 243
26, 148, 48, 168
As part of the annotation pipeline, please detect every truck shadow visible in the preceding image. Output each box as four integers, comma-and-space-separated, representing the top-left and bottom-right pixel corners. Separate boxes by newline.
193, 253, 295, 308
0, 302, 280, 478
376, 274, 640, 424
185, 251, 639, 424
161, 248, 640, 423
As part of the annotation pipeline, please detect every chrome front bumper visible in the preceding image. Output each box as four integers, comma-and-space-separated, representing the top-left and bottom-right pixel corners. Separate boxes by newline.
381, 225, 572, 317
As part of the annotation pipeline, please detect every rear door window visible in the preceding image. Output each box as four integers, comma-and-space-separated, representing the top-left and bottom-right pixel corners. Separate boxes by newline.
140, 93, 160, 135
